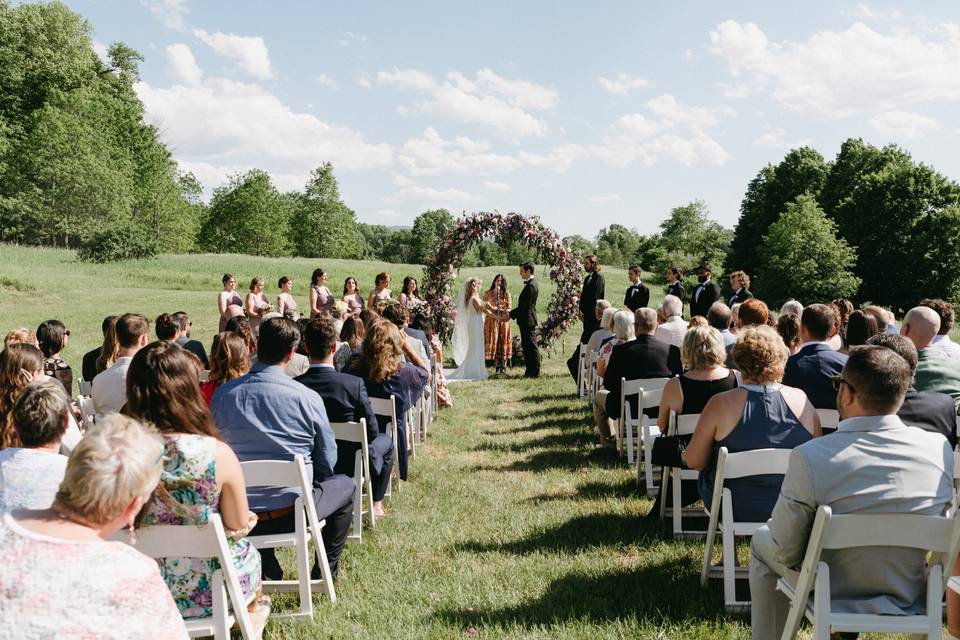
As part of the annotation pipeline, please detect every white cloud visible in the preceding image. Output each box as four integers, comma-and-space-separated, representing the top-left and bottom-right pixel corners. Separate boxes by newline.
92, 39, 109, 64
754, 126, 786, 147
176, 160, 307, 195
387, 185, 473, 208
142, 0, 188, 31
315, 73, 338, 89
482, 181, 511, 192
589, 193, 621, 204
869, 110, 941, 139
193, 28, 273, 79
357, 73, 373, 89
339, 31, 368, 48
709, 20, 960, 119
165, 44, 202, 85
519, 144, 589, 173
398, 127, 522, 177
847, 4, 903, 21
377, 67, 557, 138
597, 73, 650, 96
715, 82, 753, 99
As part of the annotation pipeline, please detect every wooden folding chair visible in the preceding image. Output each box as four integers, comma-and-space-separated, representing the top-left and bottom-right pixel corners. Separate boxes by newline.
330, 419, 376, 542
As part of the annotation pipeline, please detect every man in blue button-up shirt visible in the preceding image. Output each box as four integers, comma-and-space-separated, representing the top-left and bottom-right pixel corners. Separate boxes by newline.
212, 317, 355, 580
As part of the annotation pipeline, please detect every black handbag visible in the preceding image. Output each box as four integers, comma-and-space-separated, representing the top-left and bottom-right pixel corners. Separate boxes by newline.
650, 434, 692, 468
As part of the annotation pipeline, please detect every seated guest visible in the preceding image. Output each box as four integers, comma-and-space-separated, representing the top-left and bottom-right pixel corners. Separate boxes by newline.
685, 325, 819, 521
340, 316, 365, 354
921, 298, 960, 359
92, 313, 149, 420
0, 344, 44, 448
825, 303, 844, 350
603, 308, 682, 425
359, 307, 380, 332
903, 305, 960, 410
748, 347, 952, 639
776, 313, 801, 356
36, 320, 73, 396
225, 315, 257, 355
779, 299, 803, 317
201, 333, 250, 406
867, 333, 957, 446
259, 312, 310, 378
211, 317, 354, 581
592, 309, 638, 445
586, 303, 615, 356
94, 316, 121, 377
782, 304, 848, 409
4, 327, 37, 348
296, 318, 393, 518
707, 302, 735, 348
654, 295, 686, 349
345, 320, 428, 482
0, 415, 188, 638
383, 304, 431, 367
838, 309, 879, 355
688, 316, 707, 328
725, 298, 770, 367
864, 304, 898, 334
125, 342, 267, 629
0, 381, 70, 511
832, 297, 854, 338
411, 315, 451, 408
172, 311, 209, 368
154, 313, 180, 343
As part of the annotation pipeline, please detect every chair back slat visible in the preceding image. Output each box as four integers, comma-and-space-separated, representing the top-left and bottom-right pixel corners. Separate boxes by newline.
241, 454, 307, 488
675, 413, 700, 436
821, 513, 958, 552
640, 387, 664, 409
131, 515, 225, 559
368, 396, 397, 420
723, 448, 793, 479
78, 380, 92, 396
816, 408, 840, 431
330, 420, 365, 445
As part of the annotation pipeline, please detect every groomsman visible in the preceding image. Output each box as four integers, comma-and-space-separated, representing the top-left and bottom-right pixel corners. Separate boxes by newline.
567, 255, 605, 382
623, 265, 650, 312
510, 262, 540, 378
690, 263, 721, 318
727, 270, 754, 307
665, 266, 686, 313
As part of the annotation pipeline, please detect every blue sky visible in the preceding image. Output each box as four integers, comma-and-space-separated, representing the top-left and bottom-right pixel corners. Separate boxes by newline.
63, 0, 960, 237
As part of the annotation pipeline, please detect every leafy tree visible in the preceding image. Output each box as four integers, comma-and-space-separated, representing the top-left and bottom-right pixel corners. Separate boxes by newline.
380, 228, 417, 264
563, 234, 595, 257
649, 200, 732, 275
290, 163, 367, 259
755, 195, 860, 307
199, 169, 292, 256
358, 222, 394, 260
412, 209, 454, 264
595, 224, 641, 268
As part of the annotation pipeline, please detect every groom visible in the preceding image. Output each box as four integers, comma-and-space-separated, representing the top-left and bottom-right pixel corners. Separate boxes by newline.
510, 262, 540, 378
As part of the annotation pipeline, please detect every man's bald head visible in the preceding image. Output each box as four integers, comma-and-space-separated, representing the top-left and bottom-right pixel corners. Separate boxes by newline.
902, 306, 941, 350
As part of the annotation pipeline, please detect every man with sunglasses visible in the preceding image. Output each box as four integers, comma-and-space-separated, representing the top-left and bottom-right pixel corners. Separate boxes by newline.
748, 346, 953, 639
172, 311, 209, 369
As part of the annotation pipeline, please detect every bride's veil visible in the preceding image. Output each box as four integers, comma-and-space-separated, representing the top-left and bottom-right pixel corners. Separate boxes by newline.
451, 279, 472, 366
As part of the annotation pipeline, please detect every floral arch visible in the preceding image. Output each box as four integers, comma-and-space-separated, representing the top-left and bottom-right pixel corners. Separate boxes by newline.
421, 212, 583, 348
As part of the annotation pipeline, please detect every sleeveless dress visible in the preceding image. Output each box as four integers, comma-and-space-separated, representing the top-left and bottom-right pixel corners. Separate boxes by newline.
447, 300, 488, 381
679, 370, 738, 414
482, 290, 512, 365
141, 434, 261, 618
311, 285, 334, 318
246, 292, 271, 336
343, 294, 365, 317
219, 292, 244, 332
697, 383, 812, 521
277, 292, 299, 321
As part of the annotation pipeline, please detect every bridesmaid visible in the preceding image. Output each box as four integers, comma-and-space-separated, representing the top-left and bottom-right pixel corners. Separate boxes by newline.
482, 274, 512, 375
342, 276, 365, 317
217, 273, 244, 332
244, 276, 272, 336
276, 276, 299, 320
367, 272, 392, 309
398, 276, 423, 308
309, 268, 334, 318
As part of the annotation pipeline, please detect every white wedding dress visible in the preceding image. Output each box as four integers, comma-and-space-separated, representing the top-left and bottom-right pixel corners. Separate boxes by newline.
446, 295, 488, 381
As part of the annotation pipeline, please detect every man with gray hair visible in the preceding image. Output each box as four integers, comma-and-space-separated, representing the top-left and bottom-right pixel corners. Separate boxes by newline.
654, 294, 686, 349
902, 305, 960, 410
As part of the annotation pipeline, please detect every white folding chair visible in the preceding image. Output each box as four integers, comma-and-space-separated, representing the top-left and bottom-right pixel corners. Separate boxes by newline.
816, 408, 839, 433
369, 395, 400, 495
777, 506, 960, 640
576, 343, 588, 399
77, 395, 95, 432
406, 404, 418, 460
618, 377, 670, 466
700, 447, 793, 610
330, 420, 376, 543
124, 514, 257, 639
241, 455, 336, 618
78, 380, 92, 396
663, 412, 706, 538
200, 369, 211, 383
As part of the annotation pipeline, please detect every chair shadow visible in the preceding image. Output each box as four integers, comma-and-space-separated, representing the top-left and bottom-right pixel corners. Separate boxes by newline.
471, 446, 622, 473
529, 477, 640, 502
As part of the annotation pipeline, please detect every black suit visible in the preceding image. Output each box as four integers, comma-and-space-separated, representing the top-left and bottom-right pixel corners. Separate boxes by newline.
176, 336, 210, 369
899, 386, 957, 447
578, 272, 605, 343
295, 365, 394, 502
510, 277, 540, 378
727, 288, 754, 307
624, 282, 650, 312
666, 280, 686, 308
690, 279, 721, 318
81, 347, 101, 383
603, 334, 681, 419
782, 343, 848, 410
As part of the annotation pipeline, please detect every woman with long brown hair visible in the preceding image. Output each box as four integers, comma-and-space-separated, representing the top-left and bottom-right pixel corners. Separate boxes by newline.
95, 317, 120, 375
0, 343, 44, 448
124, 341, 268, 630
482, 273, 512, 374
201, 332, 251, 406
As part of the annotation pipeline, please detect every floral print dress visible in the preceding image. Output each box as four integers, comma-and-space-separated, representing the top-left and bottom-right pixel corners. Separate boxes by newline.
141, 434, 261, 619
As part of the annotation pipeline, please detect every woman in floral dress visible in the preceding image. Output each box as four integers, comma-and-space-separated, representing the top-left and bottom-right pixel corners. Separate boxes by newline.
482, 274, 512, 374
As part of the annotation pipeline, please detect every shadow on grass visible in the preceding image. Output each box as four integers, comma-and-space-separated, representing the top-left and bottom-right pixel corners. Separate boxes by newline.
472, 445, 622, 473
434, 558, 734, 627
472, 431, 593, 453
528, 477, 640, 502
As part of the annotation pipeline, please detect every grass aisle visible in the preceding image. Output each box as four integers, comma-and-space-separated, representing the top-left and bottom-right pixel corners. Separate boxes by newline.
270, 352, 749, 639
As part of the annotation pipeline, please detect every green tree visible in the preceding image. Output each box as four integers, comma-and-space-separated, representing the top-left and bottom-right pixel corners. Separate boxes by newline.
594, 224, 641, 268
199, 169, 292, 256
755, 195, 860, 307
650, 200, 732, 275
358, 223, 394, 260
563, 234, 595, 257
290, 163, 367, 259
411, 209, 454, 264
381, 228, 417, 264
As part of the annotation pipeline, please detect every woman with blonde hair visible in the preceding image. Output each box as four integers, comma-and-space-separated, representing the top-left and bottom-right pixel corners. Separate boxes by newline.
0, 415, 188, 638
201, 332, 251, 406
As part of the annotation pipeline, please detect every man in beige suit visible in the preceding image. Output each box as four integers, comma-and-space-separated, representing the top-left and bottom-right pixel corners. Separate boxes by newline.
749, 346, 953, 639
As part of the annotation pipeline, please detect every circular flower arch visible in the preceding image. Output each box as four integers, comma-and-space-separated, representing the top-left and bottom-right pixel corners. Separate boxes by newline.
421, 212, 583, 349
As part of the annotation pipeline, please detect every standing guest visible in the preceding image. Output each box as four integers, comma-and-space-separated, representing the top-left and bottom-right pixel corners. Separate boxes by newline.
483, 274, 513, 374
201, 333, 250, 406
296, 318, 393, 518
398, 276, 423, 308
921, 298, 960, 358
0, 345, 44, 449
707, 302, 736, 348
903, 305, 960, 410
125, 342, 266, 627
782, 304, 848, 409
748, 347, 951, 639
0, 381, 70, 511
276, 276, 300, 321
726, 271, 754, 306
36, 320, 73, 396
684, 326, 819, 521
154, 313, 180, 343
211, 317, 355, 582
623, 265, 650, 312
779, 299, 804, 318
92, 313, 149, 420
340, 316, 365, 354
218, 273, 244, 332
413, 315, 452, 408
776, 313, 802, 356
95, 316, 121, 377
342, 277, 365, 317
367, 272, 392, 309
172, 311, 209, 369
690, 264, 721, 319
309, 268, 335, 318
244, 276, 272, 336
345, 321, 428, 482
839, 309, 880, 355
0, 415, 188, 639
592, 309, 637, 445
510, 262, 540, 378
654, 295, 687, 349
665, 266, 687, 311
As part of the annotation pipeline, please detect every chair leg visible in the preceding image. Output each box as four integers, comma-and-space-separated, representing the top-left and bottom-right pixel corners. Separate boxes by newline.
294, 505, 314, 617
722, 528, 736, 607
212, 571, 230, 640
672, 469, 682, 535
626, 420, 635, 465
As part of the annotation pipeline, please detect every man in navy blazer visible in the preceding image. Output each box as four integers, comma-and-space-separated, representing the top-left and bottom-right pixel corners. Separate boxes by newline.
782, 304, 848, 409
296, 318, 393, 516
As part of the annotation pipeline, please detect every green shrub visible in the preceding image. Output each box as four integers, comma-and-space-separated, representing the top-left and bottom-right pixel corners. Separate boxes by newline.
77, 227, 158, 263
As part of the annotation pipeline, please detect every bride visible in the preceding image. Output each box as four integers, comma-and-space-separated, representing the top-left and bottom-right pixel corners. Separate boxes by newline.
447, 277, 506, 381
